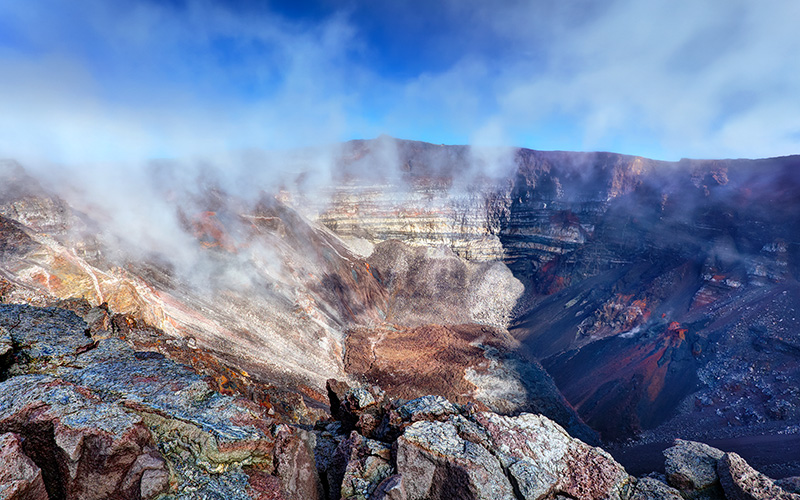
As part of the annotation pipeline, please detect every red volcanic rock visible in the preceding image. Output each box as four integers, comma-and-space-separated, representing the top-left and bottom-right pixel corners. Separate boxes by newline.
273, 424, 323, 500
245, 471, 289, 500
0, 432, 48, 500
344, 324, 596, 443
717, 452, 800, 500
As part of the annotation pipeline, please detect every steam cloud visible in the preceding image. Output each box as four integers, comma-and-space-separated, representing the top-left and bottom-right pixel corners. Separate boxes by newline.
0, 0, 798, 272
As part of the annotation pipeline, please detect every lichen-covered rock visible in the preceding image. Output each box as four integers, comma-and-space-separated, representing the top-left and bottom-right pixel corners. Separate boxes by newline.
0, 303, 287, 500
397, 395, 458, 422
0, 432, 48, 500
0, 326, 11, 359
337, 431, 393, 500
396, 420, 516, 500
717, 452, 800, 500
473, 412, 630, 500
65, 337, 275, 469
629, 477, 683, 500
273, 424, 323, 500
663, 439, 725, 499
0, 374, 167, 500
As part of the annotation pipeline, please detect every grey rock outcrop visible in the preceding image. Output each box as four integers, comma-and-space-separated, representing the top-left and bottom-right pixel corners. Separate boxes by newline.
472, 411, 630, 500
664, 439, 726, 499
397, 419, 517, 500
717, 452, 800, 500
629, 477, 683, 500
0, 374, 167, 500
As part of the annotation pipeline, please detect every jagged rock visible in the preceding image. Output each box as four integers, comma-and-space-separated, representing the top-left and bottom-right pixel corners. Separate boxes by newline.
325, 379, 390, 439
0, 374, 167, 500
473, 412, 630, 500
84, 304, 112, 335
273, 424, 323, 500
0, 432, 48, 500
0, 326, 11, 359
338, 431, 393, 500
397, 395, 458, 422
396, 420, 517, 500
121, 451, 170, 499
0, 304, 91, 370
663, 439, 725, 498
311, 422, 347, 499
629, 477, 683, 500
65, 337, 276, 469
717, 452, 800, 500
372, 475, 405, 500
0, 303, 287, 499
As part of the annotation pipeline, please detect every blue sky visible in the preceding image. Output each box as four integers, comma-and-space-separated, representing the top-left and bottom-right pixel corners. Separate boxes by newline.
1, 0, 800, 163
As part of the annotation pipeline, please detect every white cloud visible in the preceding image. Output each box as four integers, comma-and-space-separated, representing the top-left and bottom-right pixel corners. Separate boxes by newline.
0, 0, 798, 166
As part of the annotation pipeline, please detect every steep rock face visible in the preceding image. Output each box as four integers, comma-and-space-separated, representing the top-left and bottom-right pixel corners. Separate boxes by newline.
0, 164, 391, 405
312, 138, 507, 262
4, 139, 800, 474
309, 139, 800, 448
366, 240, 522, 328
0, 158, 577, 440
502, 153, 800, 443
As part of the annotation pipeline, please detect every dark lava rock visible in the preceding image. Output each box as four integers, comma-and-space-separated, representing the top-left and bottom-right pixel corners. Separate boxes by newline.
777, 477, 800, 494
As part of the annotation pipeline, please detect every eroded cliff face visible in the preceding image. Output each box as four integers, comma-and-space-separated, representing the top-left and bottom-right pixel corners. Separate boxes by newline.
305, 139, 800, 450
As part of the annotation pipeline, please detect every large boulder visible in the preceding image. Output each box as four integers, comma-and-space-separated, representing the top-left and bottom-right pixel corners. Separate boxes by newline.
273, 424, 323, 500
396, 420, 517, 500
663, 439, 725, 499
717, 452, 800, 500
473, 412, 631, 500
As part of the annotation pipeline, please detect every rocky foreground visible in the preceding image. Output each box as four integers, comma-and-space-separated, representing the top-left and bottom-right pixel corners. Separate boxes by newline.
1, 303, 798, 500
